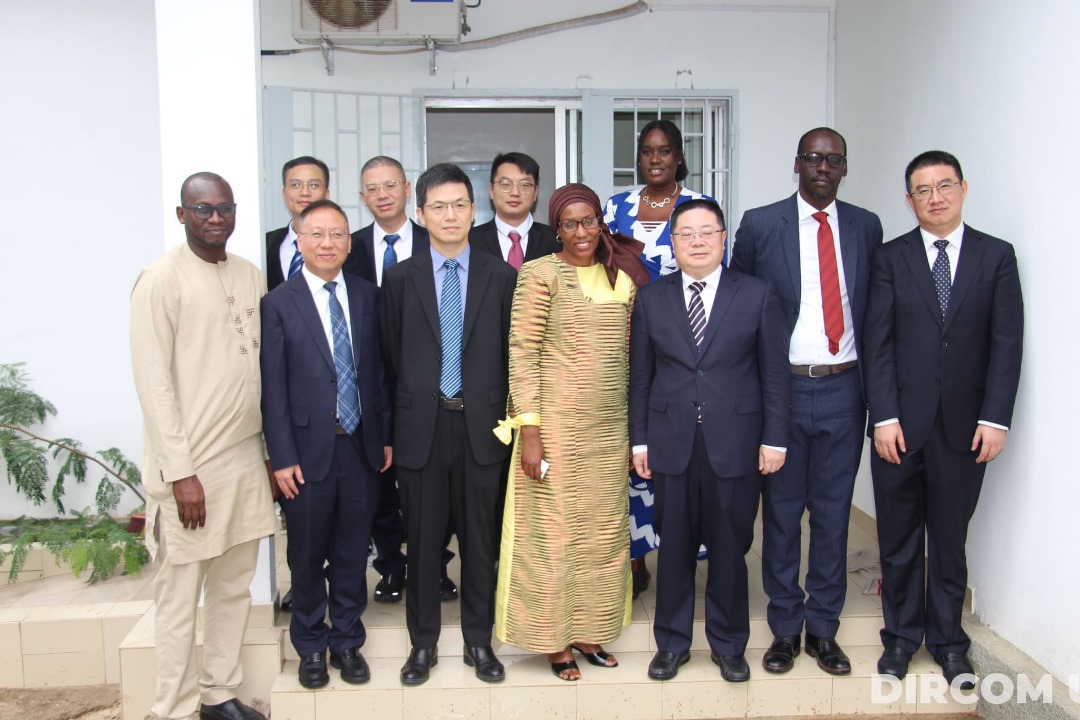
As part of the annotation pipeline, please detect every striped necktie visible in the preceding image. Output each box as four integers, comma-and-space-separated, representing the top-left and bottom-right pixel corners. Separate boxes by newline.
324, 281, 360, 433
688, 281, 707, 347
287, 239, 303, 280
439, 259, 463, 397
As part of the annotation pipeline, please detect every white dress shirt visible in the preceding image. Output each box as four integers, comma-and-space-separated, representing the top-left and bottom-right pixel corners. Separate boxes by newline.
495, 213, 534, 262
278, 221, 299, 280
301, 266, 354, 360
373, 219, 414, 287
790, 195, 857, 365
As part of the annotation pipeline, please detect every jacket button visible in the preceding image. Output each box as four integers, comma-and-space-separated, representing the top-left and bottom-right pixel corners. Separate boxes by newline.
328, 411, 335, 418
697, 370, 704, 376
331, 378, 337, 385
941, 341, 948, 348
431, 393, 437, 400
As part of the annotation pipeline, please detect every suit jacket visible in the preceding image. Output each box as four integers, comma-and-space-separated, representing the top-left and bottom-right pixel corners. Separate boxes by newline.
468, 218, 561, 266
265, 226, 291, 291
345, 220, 430, 285
260, 271, 392, 480
629, 269, 791, 478
379, 249, 517, 470
731, 193, 883, 363
863, 225, 1023, 451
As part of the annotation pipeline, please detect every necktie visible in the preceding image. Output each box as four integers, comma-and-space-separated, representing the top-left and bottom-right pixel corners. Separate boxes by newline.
813, 211, 844, 355
287, 240, 303, 280
383, 233, 399, 275
439, 259, 463, 397
507, 231, 524, 270
687, 281, 707, 348
932, 238, 951, 322
325, 282, 360, 433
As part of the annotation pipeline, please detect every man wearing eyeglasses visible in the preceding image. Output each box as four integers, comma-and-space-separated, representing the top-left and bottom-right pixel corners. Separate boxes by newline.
261, 199, 392, 689
469, 152, 560, 269
864, 151, 1023, 687
731, 127, 883, 678
266, 156, 330, 291
131, 173, 278, 720
380, 163, 517, 686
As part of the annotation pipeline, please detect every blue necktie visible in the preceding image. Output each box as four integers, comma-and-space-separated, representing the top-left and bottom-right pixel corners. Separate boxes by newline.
383, 233, 399, 275
287, 240, 303, 280
932, 239, 951, 322
439, 259, 463, 397
325, 282, 361, 433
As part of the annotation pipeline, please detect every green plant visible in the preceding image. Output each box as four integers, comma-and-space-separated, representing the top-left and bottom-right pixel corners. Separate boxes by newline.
0, 513, 150, 584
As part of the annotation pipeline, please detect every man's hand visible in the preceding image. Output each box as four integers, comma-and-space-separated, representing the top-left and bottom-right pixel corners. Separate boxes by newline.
380, 446, 393, 473
874, 423, 906, 464
172, 475, 206, 529
972, 425, 1007, 463
759, 447, 785, 475
274, 465, 305, 500
266, 460, 280, 502
520, 426, 545, 481
632, 451, 652, 480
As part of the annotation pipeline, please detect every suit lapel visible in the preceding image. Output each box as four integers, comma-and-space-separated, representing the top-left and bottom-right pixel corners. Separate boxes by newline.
345, 279, 365, 365
477, 222, 502, 259
287, 275, 335, 371
943, 225, 983, 332
408, 255, 441, 339
698, 271, 738, 358
462, 252, 492, 348
899, 229, 943, 327
836, 202, 859, 304
663, 274, 699, 357
779, 195, 802, 305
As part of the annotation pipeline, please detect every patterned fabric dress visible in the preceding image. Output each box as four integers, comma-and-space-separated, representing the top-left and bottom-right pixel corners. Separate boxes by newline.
495, 257, 635, 653
604, 186, 717, 560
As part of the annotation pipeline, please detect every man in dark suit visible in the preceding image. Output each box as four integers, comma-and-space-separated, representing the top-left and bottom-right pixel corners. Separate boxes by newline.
865, 151, 1023, 687
468, 151, 560, 269
731, 127, 883, 676
631, 199, 790, 683
266, 156, 330, 291
261, 199, 392, 689
380, 163, 517, 686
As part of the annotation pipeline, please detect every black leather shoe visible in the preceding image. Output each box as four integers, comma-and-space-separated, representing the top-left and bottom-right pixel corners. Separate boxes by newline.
400, 646, 438, 685
463, 644, 505, 683
877, 647, 913, 680
330, 646, 370, 684
279, 589, 293, 612
935, 652, 976, 690
374, 571, 404, 603
647, 650, 690, 680
762, 634, 800, 673
440, 568, 458, 602
805, 632, 851, 675
296, 652, 329, 689
199, 698, 267, 720
711, 653, 750, 682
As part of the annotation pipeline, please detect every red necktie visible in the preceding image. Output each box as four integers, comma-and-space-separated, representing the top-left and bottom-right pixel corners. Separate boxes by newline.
813, 211, 843, 355
507, 231, 524, 270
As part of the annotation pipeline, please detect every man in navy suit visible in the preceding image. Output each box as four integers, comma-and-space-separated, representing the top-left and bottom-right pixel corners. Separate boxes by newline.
865, 151, 1023, 687
261, 199, 392, 689
631, 199, 790, 683
266, 156, 330, 291
731, 128, 883, 676
468, 151, 560, 269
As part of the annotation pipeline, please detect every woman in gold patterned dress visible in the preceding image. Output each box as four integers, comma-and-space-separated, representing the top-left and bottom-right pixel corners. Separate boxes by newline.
494, 184, 650, 680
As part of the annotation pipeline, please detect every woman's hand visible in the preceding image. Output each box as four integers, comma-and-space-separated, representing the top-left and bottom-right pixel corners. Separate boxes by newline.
520, 426, 545, 481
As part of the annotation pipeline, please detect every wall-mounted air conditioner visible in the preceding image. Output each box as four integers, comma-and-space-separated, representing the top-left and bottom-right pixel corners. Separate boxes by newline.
293, 0, 465, 45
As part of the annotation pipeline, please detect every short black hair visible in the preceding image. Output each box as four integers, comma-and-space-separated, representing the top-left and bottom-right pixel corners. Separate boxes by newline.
670, 198, 725, 232
489, 152, 540, 185
361, 155, 406, 179
281, 156, 329, 186
637, 119, 689, 182
415, 163, 473, 208
905, 150, 964, 190
298, 199, 348, 229
180, 171, 229, 203
796, 127, 848, 156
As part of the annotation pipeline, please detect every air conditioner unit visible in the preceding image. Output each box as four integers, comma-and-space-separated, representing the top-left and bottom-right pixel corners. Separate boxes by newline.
293, 0, 465, 45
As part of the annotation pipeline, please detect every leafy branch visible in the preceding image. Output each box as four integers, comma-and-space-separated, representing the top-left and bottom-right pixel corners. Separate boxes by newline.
0, 513, 149, 584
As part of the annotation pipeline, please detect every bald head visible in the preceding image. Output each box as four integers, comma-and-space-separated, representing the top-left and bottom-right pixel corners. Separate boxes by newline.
180, 172, 231, 204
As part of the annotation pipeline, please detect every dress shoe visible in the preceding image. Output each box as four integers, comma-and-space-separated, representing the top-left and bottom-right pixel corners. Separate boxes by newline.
279, 589, 293, 612
374, 571, 404, 603
400, 646, 438, 685
296, 652, 329, 689
805, 632, 851, 675
440, 568, 458, 602
647, 650, 690, 680
463, 644, 505, 682
632, 566, 651, 600
935, 652, 976, 690
877, 647, 913, 680
199, 698, 267, 720
711, 653, 751, 682
330, 646, 370, 684
762, 634, 800, 673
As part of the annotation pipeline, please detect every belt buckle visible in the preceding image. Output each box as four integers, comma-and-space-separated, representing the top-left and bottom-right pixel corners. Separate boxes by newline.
440, 396, 464, 411
808, 364, 826, 378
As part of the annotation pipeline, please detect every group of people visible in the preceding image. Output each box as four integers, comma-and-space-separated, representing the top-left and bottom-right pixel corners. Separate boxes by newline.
130, 120, 1022, 720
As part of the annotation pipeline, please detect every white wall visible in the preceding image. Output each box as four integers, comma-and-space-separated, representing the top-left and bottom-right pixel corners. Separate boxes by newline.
835, 0, 1079, 684
0, 0, 163, 517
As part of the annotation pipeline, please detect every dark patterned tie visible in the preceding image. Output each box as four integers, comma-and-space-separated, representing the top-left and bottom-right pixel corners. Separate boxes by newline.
932, 239, 951, 322
383, 233, 399, 275
325, 282, 360, 433
287, 239, 303, 280
688, 281, 707, 348
439, 259, 463, 397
